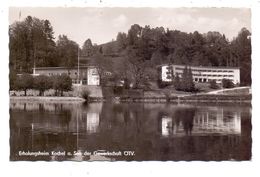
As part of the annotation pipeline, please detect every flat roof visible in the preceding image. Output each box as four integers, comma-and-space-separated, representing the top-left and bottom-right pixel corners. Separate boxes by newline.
158, 64, 240, 70
33, 65, 96, 70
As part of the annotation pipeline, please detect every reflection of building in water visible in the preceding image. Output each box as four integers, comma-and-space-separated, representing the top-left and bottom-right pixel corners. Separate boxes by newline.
194, 108, 241, 135
161, 116, 172, 136
68, 111, 100, 134
160, 107, 241, 137
12, 102, 102, 134
86, 113, 100, 133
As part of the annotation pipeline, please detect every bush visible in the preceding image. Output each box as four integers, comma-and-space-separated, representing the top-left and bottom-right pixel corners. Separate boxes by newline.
163, 91, 171, 102
14, 74, 34, 96
222, 79, 235, 88
51, 74, 72, 96
113, 86, 124, 95
81, 89, 90, 101
9, 71, 17, 91
34, 75, 52, 96
157, 79, 171, 88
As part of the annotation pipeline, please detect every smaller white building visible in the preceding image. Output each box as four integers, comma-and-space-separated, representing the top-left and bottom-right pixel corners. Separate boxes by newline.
160, 64, 240, 84
33, 66, 100, 86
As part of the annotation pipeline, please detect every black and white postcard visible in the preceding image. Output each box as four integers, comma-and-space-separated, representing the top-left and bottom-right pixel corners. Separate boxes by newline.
2, 0, 260, 177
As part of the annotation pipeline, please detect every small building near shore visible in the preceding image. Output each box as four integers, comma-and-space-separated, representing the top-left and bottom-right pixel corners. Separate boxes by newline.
33, 66, 100, 86
160, 64, 240, 84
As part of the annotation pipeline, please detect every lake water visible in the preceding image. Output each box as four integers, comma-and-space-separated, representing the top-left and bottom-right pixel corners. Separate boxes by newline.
10, 101, 251, 161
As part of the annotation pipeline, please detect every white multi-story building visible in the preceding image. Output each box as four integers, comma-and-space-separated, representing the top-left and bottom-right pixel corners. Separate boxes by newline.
160, 64, 240, 84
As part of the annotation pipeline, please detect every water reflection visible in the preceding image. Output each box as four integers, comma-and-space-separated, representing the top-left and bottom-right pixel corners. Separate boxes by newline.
160, 107, 241, 137
10, 102, 251, 161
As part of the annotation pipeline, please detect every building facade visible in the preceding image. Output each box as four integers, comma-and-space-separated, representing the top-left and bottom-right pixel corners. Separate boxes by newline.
33, 66, 100, 86
161, 64, 240, 84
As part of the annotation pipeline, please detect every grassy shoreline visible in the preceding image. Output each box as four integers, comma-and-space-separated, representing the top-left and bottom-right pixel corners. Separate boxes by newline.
10, 96, 85, 103
10, 94, 251, 104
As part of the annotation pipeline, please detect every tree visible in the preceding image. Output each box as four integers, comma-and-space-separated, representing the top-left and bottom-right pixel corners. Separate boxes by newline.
56, 35, 79, 69
125, 25, 156, 88
91, 53, 113, 86
116, 32, 127, 51
42, 20, 57, 67
9, 16, 56, 73
181, 66, 189, 91
102, 42, 114, 56
52, 74, 72, 96
82, 38, 93, 57
14, 74, 34, 96
126, 46, 149, 88
34, 75, 52, 96
187, 67, 195, 91
173, 73, 181, 90
51, 75, 60, 96
9, 71, 17, 91
127, 24, 142, 46
181, 66, 195, 92
222, 79, 234, 88
230, 28, 251, 85
113, 56, 133, 88
222, 79, 235, 88
58, 74, 72, 96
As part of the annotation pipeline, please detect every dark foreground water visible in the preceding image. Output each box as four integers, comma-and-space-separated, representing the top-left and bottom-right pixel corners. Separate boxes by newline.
10, 101, 251, 161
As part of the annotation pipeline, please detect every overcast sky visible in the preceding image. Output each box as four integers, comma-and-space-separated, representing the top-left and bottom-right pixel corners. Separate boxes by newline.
9, 7, 251, 46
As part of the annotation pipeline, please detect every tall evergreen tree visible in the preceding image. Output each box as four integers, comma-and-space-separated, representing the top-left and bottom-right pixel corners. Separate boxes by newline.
174, 73, 181, 91
56, 35, 79, 69
9, 16, 56, 73
187, 67, 195, 92
82, 38, 93, 57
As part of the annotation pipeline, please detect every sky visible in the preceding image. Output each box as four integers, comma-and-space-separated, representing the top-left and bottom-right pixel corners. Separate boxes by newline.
9, 7, 251, 46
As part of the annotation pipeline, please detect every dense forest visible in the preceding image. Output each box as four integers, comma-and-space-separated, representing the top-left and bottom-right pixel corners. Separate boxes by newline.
9, 16, 251, 86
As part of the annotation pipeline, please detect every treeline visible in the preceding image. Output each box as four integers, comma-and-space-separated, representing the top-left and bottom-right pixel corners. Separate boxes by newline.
10, 73, 72, 96
113, 24, 251, 86
9, 16, 251, 89
9, 16, 80, 74
81, 24, 251, 87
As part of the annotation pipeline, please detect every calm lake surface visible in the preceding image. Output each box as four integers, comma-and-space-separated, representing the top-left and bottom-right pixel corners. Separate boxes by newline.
10, 101, 251, 161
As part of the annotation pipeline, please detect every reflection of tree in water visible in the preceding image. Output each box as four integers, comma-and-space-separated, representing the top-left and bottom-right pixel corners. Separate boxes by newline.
174, 108, 196, 135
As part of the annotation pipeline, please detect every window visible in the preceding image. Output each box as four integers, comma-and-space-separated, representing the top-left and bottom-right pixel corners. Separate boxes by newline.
175, 67, 183, 70
75, 72, 77, 75
82, 79, 87, 85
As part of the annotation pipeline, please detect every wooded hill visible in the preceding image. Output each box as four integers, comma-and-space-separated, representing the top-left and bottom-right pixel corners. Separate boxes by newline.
9, 16, 251, 87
